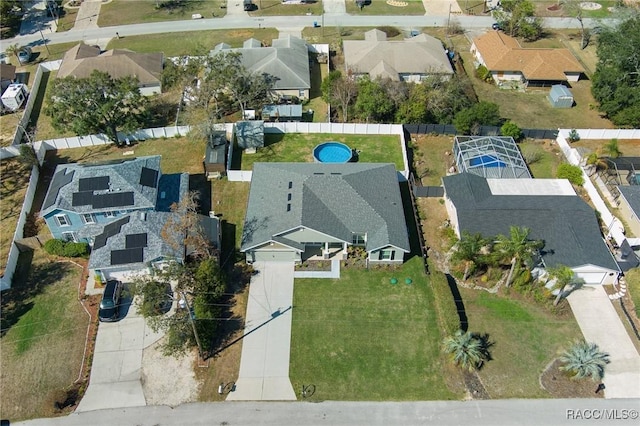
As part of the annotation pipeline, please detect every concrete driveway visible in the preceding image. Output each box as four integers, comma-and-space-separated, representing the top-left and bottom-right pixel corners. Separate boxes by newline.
568, 285, 640, 398
76, 293, 164, 412
227, 261, 296, 400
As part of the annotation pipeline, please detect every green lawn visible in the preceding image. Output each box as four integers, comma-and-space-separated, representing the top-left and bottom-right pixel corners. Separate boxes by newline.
211, 179, 251, 250
461, 289, 583, 398
519, 139, 564, 179
346, 0, 425, 15
0, 158, 31, 277
625, 268, 640, 318
249, 0, 323, 16
44, 136, 206, 175
98, 0, 227, 26
290, 256, 461, 400
233, 133, 404, 170
0, 250, 87, 421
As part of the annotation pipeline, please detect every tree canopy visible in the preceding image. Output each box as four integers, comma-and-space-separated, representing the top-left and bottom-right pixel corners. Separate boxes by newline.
494, 0, 543, 41
45, 70, 149, 145
453, 101, 501, 134
591, 15, 640, 127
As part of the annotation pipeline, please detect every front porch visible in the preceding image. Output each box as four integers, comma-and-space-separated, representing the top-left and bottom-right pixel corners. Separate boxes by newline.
301, 242, 347, 261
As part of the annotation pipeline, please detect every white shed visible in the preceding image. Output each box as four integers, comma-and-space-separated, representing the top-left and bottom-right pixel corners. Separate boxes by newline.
1, 83, 28, 111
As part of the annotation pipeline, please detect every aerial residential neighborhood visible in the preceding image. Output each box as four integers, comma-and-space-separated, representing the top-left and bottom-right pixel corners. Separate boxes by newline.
1, 0, 639, 425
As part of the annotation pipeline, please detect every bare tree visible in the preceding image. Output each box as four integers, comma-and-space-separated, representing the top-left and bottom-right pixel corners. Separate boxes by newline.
161, 191, 213, 260
331, 70, 358, 122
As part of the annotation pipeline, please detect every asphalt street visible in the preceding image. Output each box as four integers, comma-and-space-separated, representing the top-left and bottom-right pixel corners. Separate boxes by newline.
14, 398, 640, 426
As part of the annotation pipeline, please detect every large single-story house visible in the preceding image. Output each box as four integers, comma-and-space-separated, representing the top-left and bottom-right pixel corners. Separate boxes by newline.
241, 163, 410, 264
442, 173, 620, 285
58, 43, 164, 95
211, 35, 311, 100
470, 31, 585, 87
343, 29, 454, 82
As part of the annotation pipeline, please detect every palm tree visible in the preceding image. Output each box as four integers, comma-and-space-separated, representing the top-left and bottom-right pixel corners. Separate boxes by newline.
442, 330, 484, 372
494, 226, 543, 287
585, 152, 609, 176
6, 43, 22, 66
560, 341, 610, 381
546, 265, 585, 306
602, 138, 622, 159
453, 232, 490, 281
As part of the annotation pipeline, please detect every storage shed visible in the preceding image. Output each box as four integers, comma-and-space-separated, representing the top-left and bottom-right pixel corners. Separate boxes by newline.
1, 83, 27, 111
261, 104, 303, 122
548, 84, 574, 108
203, 130, 227, 179
235, 120, 264, 153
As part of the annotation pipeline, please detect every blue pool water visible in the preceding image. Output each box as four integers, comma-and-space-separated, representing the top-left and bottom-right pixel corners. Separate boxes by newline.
469, 154, 506, 168
313, 142, 353, 163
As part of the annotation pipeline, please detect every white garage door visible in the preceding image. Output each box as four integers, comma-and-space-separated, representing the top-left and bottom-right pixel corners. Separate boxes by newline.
253, 250, 296, 262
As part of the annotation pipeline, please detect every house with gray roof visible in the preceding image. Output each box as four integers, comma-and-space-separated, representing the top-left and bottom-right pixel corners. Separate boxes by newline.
241, 163, 410, 264
58, 43, 163, 95
442, 173, 620, 285
211, 35, 311, 99
617, 185, 640, 238
343, 29, 454, 82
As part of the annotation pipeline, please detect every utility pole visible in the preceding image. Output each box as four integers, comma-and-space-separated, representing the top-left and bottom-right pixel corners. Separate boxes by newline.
38, 23, 50, 56
182, 291, 204, 360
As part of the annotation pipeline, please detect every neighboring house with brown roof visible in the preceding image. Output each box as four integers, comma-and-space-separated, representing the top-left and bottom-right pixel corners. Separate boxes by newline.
343, 29, 454, 82
58, 43, 163, 95
470, 31, 584, 87
0, 63, 16, 92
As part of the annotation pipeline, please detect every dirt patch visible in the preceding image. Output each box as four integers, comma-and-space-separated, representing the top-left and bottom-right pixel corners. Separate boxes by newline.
463, 370, 491, 400
540, 358, 605, 398
141, 338, 200, 406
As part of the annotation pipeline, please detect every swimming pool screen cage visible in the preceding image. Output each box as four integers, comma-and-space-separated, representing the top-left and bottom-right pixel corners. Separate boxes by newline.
453, 135, 531, 179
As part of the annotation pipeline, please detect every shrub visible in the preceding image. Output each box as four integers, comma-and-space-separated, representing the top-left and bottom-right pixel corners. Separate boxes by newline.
557, 163, 585, 186
501, 121, 523, 141
62, 242, 89, 258
44, 239, 65, 256
567, 129, 580, 143
474, 65, 492, 82
521, 146, 543, 165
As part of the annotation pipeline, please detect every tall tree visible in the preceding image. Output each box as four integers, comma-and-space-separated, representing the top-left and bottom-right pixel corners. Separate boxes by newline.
495, 0, 543, 41
5, 43, 22, 66
494, 226, 543, 287
592, 15, 640, 127
354, 78, 395, 123
453, 232, 490, 281
453, 101, 501, 135
45, 70, 148, 145
161, 191, 214, 260
563, 0, 591, 49
546, 265, 585, 306
560, 341, 610, 381
328, 71, 358, 122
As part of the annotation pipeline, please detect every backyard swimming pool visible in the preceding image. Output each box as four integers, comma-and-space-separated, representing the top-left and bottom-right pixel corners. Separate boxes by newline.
313, 142, 353, 163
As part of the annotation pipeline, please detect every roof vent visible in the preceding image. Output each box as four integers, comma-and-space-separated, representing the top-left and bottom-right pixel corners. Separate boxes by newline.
287, 203, 291, 212
140, 211, 146, 221
288, 181, 293, 189
287, 193, 292, 201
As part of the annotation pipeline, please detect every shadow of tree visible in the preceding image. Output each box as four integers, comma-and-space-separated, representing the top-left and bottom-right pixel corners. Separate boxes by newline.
0, 250, 72, 337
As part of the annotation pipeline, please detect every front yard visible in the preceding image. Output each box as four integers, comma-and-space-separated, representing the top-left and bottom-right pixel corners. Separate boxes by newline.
232, 133, 405, 171
290, 256, 461, 400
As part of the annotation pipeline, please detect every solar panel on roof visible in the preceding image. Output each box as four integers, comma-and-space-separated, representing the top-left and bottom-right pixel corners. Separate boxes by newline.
126, 233, 147, 249
93, 216, 130, 249
78, 176, 109, 191
72, 191, 94, 206
110, 247, 143, 265
93, 192, 135, 208
140, 167, 159, 188
43, 169, 75, 210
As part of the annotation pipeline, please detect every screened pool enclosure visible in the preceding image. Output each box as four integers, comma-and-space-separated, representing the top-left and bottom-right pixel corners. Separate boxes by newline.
453, 136, 531, 179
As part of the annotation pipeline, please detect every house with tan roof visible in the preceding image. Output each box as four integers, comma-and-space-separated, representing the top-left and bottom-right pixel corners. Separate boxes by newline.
470, 31, 584, 87
58, 43, 163, 95
343, 29, 454, 83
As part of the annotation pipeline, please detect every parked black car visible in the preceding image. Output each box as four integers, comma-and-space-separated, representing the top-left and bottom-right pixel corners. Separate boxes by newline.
99, 280, 123, 322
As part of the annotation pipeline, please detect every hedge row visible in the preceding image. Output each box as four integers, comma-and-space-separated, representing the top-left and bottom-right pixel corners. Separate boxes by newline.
43, 239, 89, 258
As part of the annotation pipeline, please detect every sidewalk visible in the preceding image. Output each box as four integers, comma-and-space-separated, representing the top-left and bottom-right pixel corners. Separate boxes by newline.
567, 286, 640, 399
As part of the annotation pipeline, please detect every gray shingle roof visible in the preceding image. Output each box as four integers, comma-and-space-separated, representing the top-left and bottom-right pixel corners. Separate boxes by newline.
88, 211, 183, 270
442, 173, 619, 271
41, 156, 161, 217
343, 30, 454, 81
211, 35, 310, 90
241, 163, 410, 253
235, 121, 264, 149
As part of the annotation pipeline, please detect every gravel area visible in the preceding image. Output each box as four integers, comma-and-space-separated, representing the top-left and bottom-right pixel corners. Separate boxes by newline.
141, 338, 201, 406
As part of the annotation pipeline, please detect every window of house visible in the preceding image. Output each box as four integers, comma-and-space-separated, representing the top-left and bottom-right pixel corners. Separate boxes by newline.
104, 211, 115, 218
380, 249, 394, 261
55, 214, 70, 227
352, 233, 366, 245
81, 213, 95, 224
61, 231, 77, 242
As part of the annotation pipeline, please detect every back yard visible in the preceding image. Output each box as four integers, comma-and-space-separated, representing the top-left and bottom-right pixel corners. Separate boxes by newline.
232, 133, 405, 171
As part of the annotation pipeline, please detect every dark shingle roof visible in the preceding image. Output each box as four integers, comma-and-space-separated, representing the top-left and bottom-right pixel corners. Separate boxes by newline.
618, 186, 640, 217
442, 173, 618, 271
41, 156, 161, 217
241, 163, 410, 253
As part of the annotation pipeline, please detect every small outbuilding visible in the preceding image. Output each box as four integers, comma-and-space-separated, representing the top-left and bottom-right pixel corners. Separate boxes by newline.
548, 84, 574, 108
261, 104, 303, 122
235, 120, 264, 153
203, 130, 228, 180
1, 83, 28, 111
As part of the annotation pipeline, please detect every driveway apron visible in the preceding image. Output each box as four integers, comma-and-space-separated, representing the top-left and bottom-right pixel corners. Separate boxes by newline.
567, 286, 640, 398
227, 261, 296, 400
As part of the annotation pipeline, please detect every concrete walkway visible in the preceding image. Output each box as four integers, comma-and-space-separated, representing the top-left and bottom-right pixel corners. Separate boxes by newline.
76, 295, 164, 412
323, 0, 346, 14
227, 261, 296, 400
73, 0, 102, 30
567, 285, 640, 399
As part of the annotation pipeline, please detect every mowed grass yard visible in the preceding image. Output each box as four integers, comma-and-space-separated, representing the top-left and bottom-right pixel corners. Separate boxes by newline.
233, 133, 405, 170
0, 158, 32, 277
346, 1, 425, 15
98, 0, 227, 26
461, 290, 583, 398
44, 136, 206, 175
290, 257, 461, 401
0, 250, 87, 421
249, 1, 323, 16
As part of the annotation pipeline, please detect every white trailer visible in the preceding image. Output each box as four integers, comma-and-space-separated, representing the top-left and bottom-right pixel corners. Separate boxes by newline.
1, 83, 28, 111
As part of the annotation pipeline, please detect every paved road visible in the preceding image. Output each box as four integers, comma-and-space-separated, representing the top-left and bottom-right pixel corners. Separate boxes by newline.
568, 286, 640, 399
15, 398, 640, 425
0, 12, 608, 51
227, 261, 296, 401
